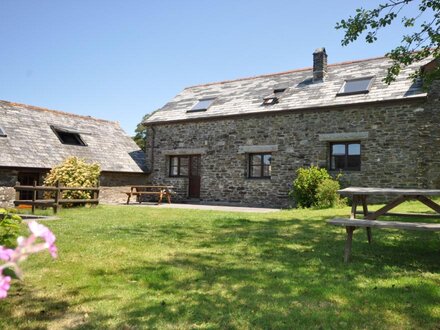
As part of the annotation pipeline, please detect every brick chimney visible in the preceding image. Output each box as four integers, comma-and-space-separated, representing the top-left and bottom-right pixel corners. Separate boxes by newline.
313, 47, 328, 82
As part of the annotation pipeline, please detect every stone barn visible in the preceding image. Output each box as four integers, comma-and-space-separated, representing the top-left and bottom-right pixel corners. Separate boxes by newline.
0, 100, 148, 207
143, 48, 440, 208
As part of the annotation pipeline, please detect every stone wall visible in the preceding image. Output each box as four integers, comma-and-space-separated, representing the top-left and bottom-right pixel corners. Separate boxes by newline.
145, 98, 440, 208
0, 187, 15, 208
99, 172, 149, 204
0, 169, 18, 207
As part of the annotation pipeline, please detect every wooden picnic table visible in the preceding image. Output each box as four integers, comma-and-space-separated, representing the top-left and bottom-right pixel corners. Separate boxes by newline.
328, 187, 440, 262
338, 187, 440, 220
125, 185, 174, 205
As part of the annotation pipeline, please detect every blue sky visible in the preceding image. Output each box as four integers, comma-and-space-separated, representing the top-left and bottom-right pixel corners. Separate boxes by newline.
0, 1, 423, 135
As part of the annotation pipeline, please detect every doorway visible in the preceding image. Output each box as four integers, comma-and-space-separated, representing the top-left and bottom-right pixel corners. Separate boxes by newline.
188, 155, 201, 198
17, 172, 40, 200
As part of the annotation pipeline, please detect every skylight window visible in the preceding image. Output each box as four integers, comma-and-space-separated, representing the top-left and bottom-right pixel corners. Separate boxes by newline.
51, 125, 86, 146
262, 96, 279, 105
0, 127, 6, 137
274, 88, 286, 94
337, 77, 374, 96
188, 98, 216, 112
262, 88, 287, 106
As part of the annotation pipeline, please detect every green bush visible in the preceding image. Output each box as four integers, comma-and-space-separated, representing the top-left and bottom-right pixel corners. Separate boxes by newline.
44, 156, 101, 202
0, 208, 22, 248
290, 166, 344, 208
315, 178, 344, 209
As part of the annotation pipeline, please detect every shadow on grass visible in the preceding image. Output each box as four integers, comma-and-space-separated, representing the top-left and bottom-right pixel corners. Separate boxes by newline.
0, 284, 70, 329
75, 215, 440, 328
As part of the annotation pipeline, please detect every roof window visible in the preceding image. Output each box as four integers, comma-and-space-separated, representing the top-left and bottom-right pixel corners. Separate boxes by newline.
262, 96, 279, 105
262, 88, 287, 106
274, 88, 287, 94
188, 98, 215, 112
337, 77, 374, 96
51, 125, 86, 146
0, 127, 6, 137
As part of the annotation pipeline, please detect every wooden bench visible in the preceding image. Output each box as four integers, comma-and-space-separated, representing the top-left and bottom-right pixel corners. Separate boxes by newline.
327, 218, 440, 263
125, 186, 174, 205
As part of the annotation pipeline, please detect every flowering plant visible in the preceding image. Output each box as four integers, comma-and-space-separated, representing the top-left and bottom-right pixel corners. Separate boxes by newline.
0, 221, 57, 299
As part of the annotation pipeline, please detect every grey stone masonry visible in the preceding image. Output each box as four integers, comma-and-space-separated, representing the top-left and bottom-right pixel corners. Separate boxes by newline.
145, 97, 440, 208
313, 47, 328, 82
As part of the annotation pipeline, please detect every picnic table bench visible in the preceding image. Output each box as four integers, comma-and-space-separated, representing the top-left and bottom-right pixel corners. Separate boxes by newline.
125, 186, 174, 205
327, 187, 440, 262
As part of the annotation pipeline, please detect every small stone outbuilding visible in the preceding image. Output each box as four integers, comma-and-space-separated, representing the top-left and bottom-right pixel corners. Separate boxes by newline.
143, 48, 440, 208
0, 100, 148, 207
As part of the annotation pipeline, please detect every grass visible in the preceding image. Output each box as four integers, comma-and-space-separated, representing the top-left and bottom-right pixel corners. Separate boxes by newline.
0, 202, 439, 329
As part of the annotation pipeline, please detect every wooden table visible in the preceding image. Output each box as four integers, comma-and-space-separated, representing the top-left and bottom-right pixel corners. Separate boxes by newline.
125, 186, 174, 205
338, 187, 440, 243
328, 187, 440, 262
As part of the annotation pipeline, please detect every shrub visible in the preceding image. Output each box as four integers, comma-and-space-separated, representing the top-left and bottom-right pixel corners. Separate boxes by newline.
0, 209, 22, 248
315, 178, 344, 208
44, 156, 101, 201
290, 166, 344, 208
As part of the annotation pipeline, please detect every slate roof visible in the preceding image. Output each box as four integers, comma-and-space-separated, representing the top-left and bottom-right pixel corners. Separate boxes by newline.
145, 55, 428, 124
0, 101, 146, 173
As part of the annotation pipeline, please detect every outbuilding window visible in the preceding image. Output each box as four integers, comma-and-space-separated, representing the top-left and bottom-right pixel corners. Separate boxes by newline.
169, 156, 189, 177
51, 125, 86, 146
330, 142, 361, 171
248, 153, 272, 178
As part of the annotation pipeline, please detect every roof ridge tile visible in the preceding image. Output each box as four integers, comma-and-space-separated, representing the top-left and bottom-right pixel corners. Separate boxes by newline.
0, 100, 118, 125
185, 55, 388, 89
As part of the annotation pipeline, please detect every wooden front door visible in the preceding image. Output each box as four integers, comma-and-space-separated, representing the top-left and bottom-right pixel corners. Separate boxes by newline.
188, 155, 201, 198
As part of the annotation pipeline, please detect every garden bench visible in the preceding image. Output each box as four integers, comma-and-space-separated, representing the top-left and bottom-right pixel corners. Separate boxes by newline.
327, 218, 440, 263
125, 186, 174, 205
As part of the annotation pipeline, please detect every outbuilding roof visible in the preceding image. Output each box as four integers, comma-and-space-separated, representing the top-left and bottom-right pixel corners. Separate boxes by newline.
0, 101, 146, 173
144, 55, 428, 125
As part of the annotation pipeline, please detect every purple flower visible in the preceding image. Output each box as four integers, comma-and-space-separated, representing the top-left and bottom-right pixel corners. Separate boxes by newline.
28, 221, 57, 258
0, 273, 11, 299
0, 247, 14, 261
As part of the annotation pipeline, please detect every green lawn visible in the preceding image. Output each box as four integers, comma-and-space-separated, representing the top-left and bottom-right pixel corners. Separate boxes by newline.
0, 203, 439, 329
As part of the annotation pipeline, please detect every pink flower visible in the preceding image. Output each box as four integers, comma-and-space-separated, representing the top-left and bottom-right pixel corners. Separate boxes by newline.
27, 221, 57, 258
0, 273, 11, 299
0, 247, 14, 261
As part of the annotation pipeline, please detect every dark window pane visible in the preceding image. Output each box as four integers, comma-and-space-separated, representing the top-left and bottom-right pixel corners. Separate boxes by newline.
180, 157, 189, 166
347, 155, 361, 169
348, 144, 360, 155
332, 144, 345, 155
332, 156, 346, 170
57, 131, 85, 146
